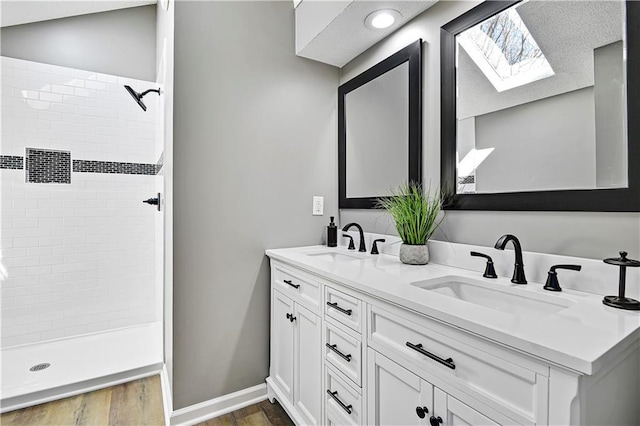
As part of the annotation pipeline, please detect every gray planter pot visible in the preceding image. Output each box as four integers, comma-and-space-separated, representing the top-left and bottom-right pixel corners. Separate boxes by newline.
399, 243, 429, 265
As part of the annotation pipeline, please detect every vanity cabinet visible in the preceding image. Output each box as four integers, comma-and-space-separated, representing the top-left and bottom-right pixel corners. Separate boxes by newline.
367, 302, 548, 425
266, 256, 640, 426
294, 302, 322, 425
269, 264, 322, 426
323, 283, 366, 425
367, 348, 514, 426
325, 363, 364, 425
367, 349, 433, 426
434, 389, 501, 426
271, 290, 295, 402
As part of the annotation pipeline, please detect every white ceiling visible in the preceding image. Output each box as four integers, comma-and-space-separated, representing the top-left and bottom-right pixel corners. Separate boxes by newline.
297, 0, 437, 68
0, 0, 156, 28
458, 0, 624, 119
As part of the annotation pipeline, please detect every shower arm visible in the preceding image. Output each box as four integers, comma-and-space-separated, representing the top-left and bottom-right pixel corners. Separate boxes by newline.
139, 88, 161, 98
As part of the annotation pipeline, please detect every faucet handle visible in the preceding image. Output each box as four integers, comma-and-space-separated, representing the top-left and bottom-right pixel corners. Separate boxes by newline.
343, 234, 355, 250
371, 239, 386, 255
470, 251, 497, 278
544, 264, 582, 292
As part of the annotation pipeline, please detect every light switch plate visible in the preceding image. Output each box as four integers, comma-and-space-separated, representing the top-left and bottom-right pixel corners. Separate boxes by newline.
313, 196, 324, 215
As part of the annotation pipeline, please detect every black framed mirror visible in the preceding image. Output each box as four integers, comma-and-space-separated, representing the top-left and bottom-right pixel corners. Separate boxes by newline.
441, 1, 639, 211
339, 39, 422, 209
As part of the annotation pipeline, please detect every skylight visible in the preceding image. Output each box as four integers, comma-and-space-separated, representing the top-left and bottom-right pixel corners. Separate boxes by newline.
458, 6, 554, 92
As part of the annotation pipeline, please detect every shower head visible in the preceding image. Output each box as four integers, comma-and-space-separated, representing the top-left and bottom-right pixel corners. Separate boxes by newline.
124, 85, 161, 112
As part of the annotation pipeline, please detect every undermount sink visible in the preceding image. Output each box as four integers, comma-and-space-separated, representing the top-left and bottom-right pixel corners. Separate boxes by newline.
304, 250, 363, 262
411, 275, 574, 316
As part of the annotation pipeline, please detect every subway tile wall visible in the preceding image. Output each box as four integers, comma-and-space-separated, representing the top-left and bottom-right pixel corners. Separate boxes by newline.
1, 57, 161, 348
1, 56, 157, 163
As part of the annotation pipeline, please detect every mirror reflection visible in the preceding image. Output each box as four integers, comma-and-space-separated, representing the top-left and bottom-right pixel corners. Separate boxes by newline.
456, 0, 627, 194
346, 62, 408, 198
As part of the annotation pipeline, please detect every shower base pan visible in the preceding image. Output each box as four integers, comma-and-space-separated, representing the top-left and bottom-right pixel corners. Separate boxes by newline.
0, 321, 162, 413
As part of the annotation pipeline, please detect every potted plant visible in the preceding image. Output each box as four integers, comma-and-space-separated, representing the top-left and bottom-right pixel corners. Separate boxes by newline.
377, 183, 444, 265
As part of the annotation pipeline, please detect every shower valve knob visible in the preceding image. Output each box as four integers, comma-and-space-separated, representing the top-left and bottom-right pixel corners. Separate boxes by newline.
143, 193, 161, 211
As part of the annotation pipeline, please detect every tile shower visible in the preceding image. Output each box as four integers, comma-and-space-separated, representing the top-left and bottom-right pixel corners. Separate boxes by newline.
0, 56, 163, 409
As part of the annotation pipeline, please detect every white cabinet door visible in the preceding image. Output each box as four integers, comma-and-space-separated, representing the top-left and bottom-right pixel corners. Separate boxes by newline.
367, 348, 433, 426
433, 388, 500, 426
294, 303, 322, 425
272, 290, 295, 404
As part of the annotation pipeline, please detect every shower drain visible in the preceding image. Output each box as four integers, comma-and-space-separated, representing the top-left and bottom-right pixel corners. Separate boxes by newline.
29, 363, 51, 372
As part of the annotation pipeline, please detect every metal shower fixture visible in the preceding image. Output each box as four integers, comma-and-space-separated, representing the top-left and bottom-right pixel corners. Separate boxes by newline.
124, 85, 161, 112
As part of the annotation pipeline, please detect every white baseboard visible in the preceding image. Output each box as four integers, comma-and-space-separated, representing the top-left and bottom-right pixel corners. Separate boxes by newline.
170, 383, 268, 426
160, 364, 173, 425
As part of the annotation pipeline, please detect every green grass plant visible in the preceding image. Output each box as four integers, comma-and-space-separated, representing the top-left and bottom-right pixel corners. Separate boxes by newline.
377, 183, 444, 245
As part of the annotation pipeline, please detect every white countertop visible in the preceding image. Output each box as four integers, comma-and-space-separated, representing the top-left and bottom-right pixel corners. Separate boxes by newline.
266, 245, 640, 375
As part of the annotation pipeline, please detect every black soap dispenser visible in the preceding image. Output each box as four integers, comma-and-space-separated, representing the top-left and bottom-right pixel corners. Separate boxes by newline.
327, 216, 337, 247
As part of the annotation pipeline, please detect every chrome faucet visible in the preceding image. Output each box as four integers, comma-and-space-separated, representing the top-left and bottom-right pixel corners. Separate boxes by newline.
494, 234, 527, 284
342, 223, 366, 252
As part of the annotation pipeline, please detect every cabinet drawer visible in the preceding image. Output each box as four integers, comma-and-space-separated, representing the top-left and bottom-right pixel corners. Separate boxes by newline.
325, 322, 362, 387
325, 286, 363, 333
368, 304, 545, 423
273, 263, 320, 312
325, 364, 363, 425
326, 406, 356, 426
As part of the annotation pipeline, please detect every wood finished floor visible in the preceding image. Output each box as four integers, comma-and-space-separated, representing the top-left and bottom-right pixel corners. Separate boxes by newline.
195, 400, 294, 426
1, 375, 164, 426
1, 375, 293, 426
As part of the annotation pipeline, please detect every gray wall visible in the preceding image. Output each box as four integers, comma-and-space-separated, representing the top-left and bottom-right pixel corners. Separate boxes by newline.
339, 0, 640, 260
595, 41, 627, 188
0, 5, 156, 81
173, 1, 339, 409
457, 117, 475, 163
475, 87, 596, 193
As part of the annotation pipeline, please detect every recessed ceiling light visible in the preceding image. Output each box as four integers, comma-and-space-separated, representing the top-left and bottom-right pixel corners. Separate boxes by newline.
365, 9, 401, 30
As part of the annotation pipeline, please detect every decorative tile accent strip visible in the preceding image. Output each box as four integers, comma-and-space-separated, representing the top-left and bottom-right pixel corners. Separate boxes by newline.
73, 160, 157, 175
2, 154, 161, 176
156, 151, 164, 175
26, 148, 71, 184
458, 175, 475, 185
0, 155, 24, 170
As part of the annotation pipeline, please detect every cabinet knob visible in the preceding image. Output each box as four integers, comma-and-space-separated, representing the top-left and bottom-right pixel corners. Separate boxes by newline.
416, 406, 429, 419
286, 313, 296, 322
429, 415, 443, 426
